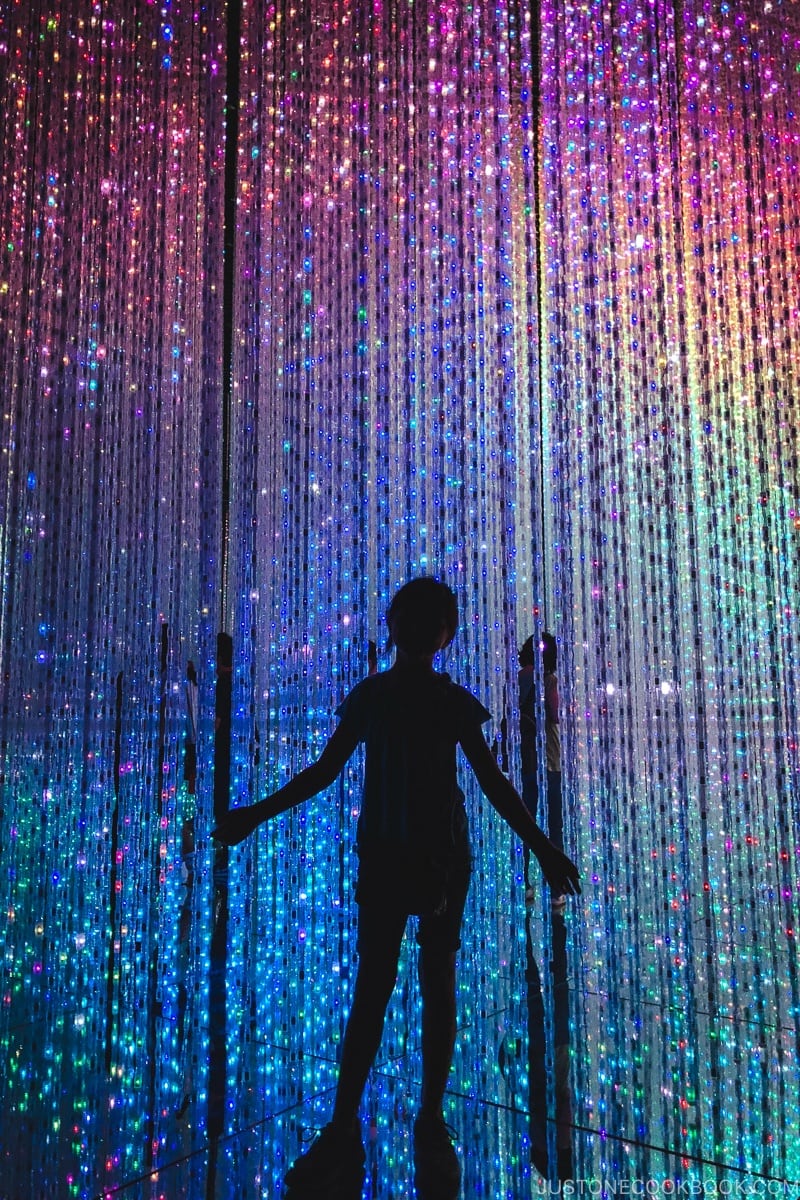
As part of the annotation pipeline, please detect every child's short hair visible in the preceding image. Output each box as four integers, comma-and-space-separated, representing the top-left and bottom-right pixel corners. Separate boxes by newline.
387, 577, 458, 655
540, 632, 557, 672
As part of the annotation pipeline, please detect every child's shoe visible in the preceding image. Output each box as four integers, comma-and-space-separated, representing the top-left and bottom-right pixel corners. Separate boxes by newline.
282, 1118, 365, 1197
413, 1115, 461, 1199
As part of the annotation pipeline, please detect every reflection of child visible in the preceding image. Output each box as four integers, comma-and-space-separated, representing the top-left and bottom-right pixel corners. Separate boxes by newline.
541, 632, 565, 906
518, 636, 539, 901
213, 579, 580, 1199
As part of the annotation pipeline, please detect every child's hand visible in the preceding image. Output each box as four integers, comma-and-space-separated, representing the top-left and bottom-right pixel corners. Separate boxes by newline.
535, 840, 581, 898
211, 805, 261, 847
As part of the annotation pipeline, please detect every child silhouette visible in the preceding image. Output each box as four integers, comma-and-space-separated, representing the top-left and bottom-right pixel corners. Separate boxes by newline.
213, 577, 580, 1199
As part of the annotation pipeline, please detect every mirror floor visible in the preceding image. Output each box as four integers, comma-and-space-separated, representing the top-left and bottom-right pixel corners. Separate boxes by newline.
3, 848, 798, 1199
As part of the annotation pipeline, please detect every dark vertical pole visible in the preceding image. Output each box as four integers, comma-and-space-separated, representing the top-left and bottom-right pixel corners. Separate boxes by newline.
104, 671, 124, 1073
206, 0, 241, 1176
146, 623, 169, 1171
206, 0, 241, 1179
525, 913, 549, 1178
208, 632, 233, 1162
213, 633, 234, 828
176, 661, 198, 1117
550, 908, 574, 1181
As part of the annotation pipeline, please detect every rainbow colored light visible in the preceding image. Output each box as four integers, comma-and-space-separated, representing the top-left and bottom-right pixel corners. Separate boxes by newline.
1, 0, 798, 1195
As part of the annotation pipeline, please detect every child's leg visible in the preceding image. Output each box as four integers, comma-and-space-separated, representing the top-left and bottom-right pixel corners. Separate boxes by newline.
330, 905, 407, 1127
413, 862, 470, 1200
416, 859, 471, 1119
418, 947, 457, 1119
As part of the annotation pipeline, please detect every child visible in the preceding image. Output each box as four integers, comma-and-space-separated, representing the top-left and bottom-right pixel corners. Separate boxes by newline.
213, 578, 580, 1199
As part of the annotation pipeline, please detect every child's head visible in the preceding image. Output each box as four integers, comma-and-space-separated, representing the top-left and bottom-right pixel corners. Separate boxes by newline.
540, 632, 557, 672
387, 577, 458, 657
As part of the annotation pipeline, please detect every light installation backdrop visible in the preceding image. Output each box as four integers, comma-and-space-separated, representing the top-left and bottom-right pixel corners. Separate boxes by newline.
1, 0, 799, 1195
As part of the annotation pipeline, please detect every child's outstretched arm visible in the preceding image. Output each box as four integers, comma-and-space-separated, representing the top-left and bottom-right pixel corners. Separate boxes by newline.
211, 718, 361, 846
460, 725, 581, 897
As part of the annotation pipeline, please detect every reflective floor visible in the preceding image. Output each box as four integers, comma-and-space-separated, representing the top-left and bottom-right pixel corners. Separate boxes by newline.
3, 782, 799, 1200
2, 715, 799, 1200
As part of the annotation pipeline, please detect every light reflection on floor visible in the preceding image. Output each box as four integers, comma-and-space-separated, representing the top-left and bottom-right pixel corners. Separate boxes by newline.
2, 767, 799, 1200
